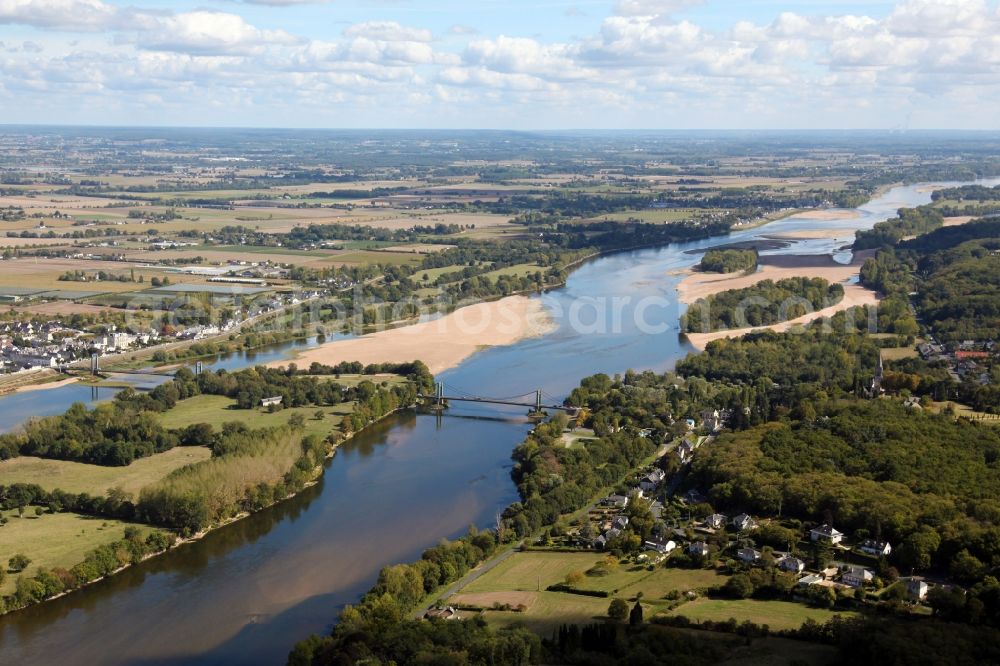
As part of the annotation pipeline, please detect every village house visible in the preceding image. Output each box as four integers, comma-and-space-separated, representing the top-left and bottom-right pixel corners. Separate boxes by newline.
732, 513, 757, 532
797, 574, 825, 587
644, 537, 676, 555
842, 566, 874, 588
424, 606, 460, 621
737, 548, 761, 564
639, 468, 666, 492
700, 409, 723, 433
705, 513, 728, 530
676, 439, 696, 462
688, 541, 710, 557
907, 577, 929, 600
611, 515, 629, 531
810, 524, 844, 545
779, 556, 806, 574
859, 539, 892, 557
604, 494, 629, 509
261, 396, 283, 408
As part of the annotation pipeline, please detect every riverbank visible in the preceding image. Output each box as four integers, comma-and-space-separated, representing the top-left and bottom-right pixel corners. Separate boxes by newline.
272, 295, 556, 375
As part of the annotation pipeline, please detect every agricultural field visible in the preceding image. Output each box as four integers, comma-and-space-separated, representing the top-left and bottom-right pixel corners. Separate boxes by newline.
0, 447, 213, 497
446, 550, 843, 638
587, 208, 702, 223
664, 598, 856, 631
156, 394, 352, 439
0, 509, 161, 596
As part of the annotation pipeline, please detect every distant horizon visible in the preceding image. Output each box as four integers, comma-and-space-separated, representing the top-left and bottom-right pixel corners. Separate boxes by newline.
1, 0, 998, 129
3, 124, 1000, 135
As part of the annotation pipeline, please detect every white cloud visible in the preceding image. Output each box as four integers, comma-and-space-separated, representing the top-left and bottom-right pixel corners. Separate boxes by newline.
344, 21, 433, 43
1, 0, 999, 128
614, 0, 704, 17
0, 0, 118, 31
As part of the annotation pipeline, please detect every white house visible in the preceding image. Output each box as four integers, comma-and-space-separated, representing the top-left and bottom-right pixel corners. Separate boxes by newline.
688, 541, 710, 557
842, 567, 874, 588
644, 538, 676, 555
859, 539, 892, 557
261, 396, 283, 408
810, 524, 844, 545
737, 548, 761, 564
907, 577, 930, 600
779, 556, 806, 574
732, 513, 757, 532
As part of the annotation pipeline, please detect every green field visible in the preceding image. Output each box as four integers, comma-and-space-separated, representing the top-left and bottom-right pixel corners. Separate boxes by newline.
156, 394, 351, 439
0, 509, 161, 596
0, 448, 213, 497
666, 598, 856, 631
479, 263, 543, 281
459, 552, 604, 594
478, 591, 611, 633
327, 250, 424, 266
617, 567, 730, 598
458, 551, 730, 598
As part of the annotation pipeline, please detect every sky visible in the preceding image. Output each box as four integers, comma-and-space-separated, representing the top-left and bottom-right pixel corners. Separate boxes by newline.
0, 0, 998, 129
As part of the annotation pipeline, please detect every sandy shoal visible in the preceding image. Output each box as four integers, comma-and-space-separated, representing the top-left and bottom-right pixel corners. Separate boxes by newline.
685, 283, 880, 351
763, 229, 855, 240
270, 295, 555, 375
676, 261, 864, 304
14, 376, 79, 393
786, 209, 861, 221
943, 216, 976, 227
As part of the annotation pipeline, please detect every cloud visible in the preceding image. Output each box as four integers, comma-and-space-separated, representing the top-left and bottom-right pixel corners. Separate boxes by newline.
343, 21, 433, 43
1, 0, 999, 128
0, 0, 119, 31
136, 11, 297, 55
614, 0, 704, 17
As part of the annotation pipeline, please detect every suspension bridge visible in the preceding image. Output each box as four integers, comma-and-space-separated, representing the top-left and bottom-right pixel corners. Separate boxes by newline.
419, 382, 577, 419
85, 354, 204, 378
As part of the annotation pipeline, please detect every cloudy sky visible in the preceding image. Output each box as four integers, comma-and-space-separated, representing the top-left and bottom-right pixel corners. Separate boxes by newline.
0, 0, 998, 129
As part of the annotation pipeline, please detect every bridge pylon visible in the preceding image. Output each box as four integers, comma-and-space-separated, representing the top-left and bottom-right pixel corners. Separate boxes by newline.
527, 389, 547, 420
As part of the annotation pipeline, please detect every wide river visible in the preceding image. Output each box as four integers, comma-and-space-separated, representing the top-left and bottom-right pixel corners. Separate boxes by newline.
1, 180, 996, 664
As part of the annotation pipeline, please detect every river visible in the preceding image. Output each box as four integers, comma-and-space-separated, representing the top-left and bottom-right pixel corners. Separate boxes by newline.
0, 180, 995, 664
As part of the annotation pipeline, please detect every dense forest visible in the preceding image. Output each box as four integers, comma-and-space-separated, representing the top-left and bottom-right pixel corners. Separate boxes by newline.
853, 206, 944, 250
682, 277, 844, 333
697, 248, 758, 273
860, 218, 1000, 341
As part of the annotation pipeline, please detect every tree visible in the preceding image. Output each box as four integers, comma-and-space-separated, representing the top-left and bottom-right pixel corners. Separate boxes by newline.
34, 506, 43, 517
725, 573, 755, 599
287, 413, 306, 429
314, 409, 326, 421
565, 570, 584, 586
629, 600, 644, 626
608, 598, 629, 621
9, 553, 31, 572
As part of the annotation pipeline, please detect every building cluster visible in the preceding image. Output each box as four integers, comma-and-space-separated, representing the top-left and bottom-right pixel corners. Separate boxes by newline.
919, 338, 996, 386
0, 321, 157, 372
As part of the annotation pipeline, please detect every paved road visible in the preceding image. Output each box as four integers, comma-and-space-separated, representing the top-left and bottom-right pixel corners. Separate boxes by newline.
413, 544, 522, 619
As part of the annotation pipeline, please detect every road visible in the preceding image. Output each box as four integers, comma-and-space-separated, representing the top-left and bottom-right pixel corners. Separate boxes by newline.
412, 544, 522, 619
